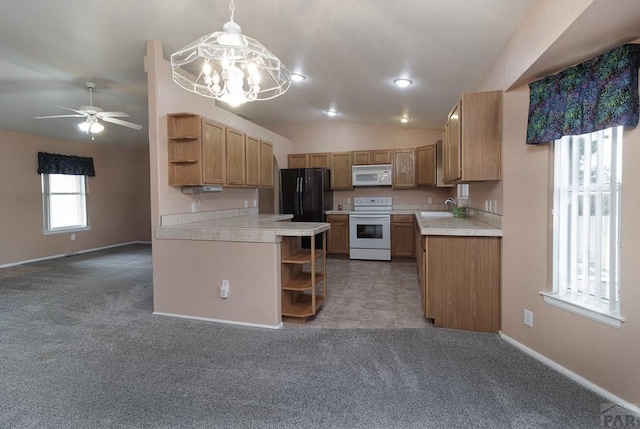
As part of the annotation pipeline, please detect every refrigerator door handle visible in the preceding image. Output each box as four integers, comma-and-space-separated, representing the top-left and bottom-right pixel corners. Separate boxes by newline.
298, 177, 304, 215
294, 177, 300, 216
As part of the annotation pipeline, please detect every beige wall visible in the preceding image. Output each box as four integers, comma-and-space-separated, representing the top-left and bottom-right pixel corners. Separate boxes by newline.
0, 129, 151, 266
479, 0, 640, 406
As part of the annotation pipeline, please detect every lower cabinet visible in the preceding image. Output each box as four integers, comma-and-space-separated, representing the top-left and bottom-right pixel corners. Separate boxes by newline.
417, 234, 501, 333
391, 215, 415, 257
327, 214, 349, 255
281, 233, 327, 320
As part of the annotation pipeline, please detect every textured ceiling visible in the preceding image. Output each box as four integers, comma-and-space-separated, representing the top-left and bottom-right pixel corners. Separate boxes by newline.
0, 0, 538, 148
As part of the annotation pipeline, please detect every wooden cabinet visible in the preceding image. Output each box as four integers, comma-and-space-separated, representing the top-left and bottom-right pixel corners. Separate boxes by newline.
443, 90, 502, 183
288, 154, 309, 168
245, 134, 260, 187
416, 145, 435, 187
391, 214, 415, 257
392, 149, 416, 188
201, 118, 226, 185
417, 234, 501, 333
331, 152, 353, 190
310, 153, 331, 168
225, 128, 246, 186
281, 234, 327, 320
260, 141, 274, 187
352, 149, 391, 165
327, 214, 349, 255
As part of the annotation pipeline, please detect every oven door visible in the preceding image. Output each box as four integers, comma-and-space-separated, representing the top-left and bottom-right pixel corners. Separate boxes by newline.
349, 214, 391, 250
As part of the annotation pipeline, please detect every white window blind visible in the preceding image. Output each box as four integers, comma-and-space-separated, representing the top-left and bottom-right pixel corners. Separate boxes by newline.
552, 127, 622, 315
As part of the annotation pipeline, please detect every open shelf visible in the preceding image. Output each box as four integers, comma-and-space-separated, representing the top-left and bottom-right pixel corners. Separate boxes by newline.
282, 272, 325, 291
282, 294, 325, 318
281, 249, 325, 264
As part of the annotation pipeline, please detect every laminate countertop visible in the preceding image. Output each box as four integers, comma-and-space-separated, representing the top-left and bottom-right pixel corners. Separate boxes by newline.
156, 213, 330, 244
326, 210, 502, 237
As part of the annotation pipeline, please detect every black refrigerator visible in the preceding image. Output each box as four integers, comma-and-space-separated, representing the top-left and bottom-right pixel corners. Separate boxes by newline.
280, 168, 333, 249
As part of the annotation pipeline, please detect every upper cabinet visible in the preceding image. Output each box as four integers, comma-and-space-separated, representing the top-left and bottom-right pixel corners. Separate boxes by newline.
260, 141, 274, 188
167, 113, 271, 189
288, 154, 309, 168
331, 152, 353, 190
245, 134, 260, 187
352, 149, 392, 165
225, 128, 246, 186
310, 153, 331, 169
392, 149, 416, 188
416, 145, 435, 187
443, 90, 502, 183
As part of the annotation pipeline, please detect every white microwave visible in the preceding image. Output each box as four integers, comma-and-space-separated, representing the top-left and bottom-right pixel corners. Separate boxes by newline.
352, 164, 392, 186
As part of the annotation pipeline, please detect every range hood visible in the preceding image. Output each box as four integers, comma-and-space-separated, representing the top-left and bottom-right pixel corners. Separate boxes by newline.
181, 186, 223, 194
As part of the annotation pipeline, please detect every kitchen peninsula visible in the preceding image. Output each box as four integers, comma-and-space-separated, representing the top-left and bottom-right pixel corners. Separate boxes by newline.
154, 208, 329, 329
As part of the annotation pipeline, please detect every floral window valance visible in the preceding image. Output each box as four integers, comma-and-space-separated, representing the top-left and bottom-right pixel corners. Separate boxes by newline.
37, 152, 95, 176
527, 44, 640, 145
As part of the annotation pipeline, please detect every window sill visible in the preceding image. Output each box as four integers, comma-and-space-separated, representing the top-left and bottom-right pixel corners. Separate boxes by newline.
540, 292, 624, 329
43, 226, 91, 235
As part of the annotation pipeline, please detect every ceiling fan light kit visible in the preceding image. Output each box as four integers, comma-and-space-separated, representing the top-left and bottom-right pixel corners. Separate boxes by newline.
170, 0, 291, 107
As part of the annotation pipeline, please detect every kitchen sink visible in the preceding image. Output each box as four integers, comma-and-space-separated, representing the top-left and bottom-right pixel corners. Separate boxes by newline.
419, 211, 453, 218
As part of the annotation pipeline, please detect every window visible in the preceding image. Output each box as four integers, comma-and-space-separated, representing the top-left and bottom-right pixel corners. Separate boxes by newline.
42, 174, 89, 233
543, 127, 623, 328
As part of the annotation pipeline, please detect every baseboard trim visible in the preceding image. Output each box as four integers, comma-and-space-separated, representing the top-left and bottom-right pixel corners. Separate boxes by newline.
0, 241, 151, 269
153, 311, 284, 330
499, 332, 639, 415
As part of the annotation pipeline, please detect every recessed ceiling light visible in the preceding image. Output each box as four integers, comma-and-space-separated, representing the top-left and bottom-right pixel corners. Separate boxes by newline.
393, 78, 413, 88
324, 109, 338, 117
399, 116, 412, 124
290, 73, 306, 82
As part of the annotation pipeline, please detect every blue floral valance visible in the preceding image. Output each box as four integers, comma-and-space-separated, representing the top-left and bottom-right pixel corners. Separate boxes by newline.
37, 152, 95, 176
526, 44, 640, 144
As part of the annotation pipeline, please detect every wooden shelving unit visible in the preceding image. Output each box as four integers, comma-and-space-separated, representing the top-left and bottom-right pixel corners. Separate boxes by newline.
281, 233, 327, 321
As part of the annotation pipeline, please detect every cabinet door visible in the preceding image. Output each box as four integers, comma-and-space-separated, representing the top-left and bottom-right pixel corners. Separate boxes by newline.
245, 135, 260, 187
331, 152, 353, 190
392, 149, 416, 188
288, 154, 309, 168
225, 128, 246, 185
260, 141, 274, 188
443, 102, 461, 183
352, 150, 371, 165
310, 153, 331, 169
202, 118, 226, 185
372, 149, 391, 164
391, 215, 415, 257
416, 145, 435, 187
327, 214, 349, 255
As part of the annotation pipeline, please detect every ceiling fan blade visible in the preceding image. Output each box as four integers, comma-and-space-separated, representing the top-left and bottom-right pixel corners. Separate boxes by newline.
34, 114, 85, 119
101, 116, 143, 130
97, 111, 130, 118
53, 105, 87, 115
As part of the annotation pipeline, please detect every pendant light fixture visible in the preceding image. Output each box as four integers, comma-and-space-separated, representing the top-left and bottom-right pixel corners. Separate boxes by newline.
170, 0, 291, 107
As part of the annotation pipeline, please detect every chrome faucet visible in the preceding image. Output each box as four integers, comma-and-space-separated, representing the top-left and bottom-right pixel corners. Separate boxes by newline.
444, 197, 457, 211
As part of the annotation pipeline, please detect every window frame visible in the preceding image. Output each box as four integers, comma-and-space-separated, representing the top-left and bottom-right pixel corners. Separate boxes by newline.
41, 173, 91, 234
540, 127, 625, 329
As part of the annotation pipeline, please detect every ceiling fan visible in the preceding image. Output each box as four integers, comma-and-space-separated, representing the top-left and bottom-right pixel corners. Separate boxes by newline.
34, 82, 143, 138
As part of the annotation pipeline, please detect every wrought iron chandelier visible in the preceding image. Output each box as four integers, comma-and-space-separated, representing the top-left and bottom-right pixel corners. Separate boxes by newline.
170, 0, 291, 107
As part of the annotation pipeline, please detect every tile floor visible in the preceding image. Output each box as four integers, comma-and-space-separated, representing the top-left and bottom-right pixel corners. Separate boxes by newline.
284, 257, 433, 329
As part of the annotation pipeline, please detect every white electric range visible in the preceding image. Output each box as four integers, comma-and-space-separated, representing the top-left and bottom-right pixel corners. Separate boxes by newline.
349, 197, 392, 261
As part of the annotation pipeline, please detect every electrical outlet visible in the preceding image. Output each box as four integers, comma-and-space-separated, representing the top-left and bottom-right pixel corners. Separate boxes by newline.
191, 202, 197, 213
493, 200, 498, 213
244, 200, 248, 208
253, 199, 257, 208
221, 280, 229, 299
71, 233, 76, 241
524, 309, 533, 327
427, 197, 433, 204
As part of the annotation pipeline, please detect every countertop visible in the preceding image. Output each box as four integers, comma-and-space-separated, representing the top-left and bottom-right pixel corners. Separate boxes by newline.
156, 213, 330, 243
326, 209, 502, 237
